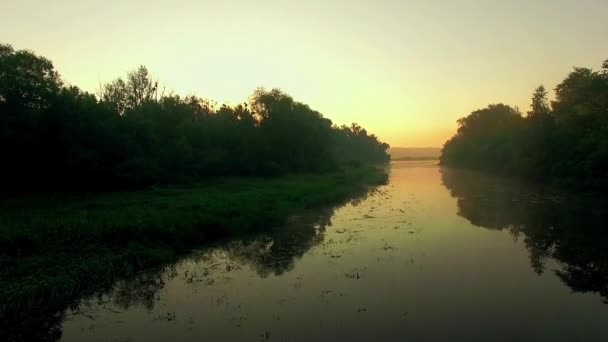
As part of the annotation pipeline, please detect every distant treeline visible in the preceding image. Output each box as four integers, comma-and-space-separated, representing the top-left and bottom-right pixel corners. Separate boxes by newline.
441, 59, 608, 187
0, 43, 389, 192
389, 147, 441, 160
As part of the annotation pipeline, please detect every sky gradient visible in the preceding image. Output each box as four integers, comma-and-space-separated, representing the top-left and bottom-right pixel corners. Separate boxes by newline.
2, 0, 607, 147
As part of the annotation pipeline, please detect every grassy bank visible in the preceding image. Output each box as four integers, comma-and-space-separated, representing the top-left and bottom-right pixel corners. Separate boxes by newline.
1, 166, 386, 338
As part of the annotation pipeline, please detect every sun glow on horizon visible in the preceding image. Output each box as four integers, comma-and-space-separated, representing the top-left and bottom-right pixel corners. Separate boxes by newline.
2, 0, 607, 147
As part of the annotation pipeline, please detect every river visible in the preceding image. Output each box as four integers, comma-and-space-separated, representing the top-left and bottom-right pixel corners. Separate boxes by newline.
58, 161, 608, 341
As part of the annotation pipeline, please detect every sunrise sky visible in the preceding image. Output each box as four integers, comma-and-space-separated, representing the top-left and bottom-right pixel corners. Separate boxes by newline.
2, 0, 607, 147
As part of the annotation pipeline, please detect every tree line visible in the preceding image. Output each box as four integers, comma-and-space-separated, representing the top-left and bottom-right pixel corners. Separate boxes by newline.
440, 58, 608, 187
0, 43, 389, 192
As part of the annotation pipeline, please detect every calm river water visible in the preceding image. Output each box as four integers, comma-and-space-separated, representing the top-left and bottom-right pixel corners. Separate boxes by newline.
60, 161, 608, 341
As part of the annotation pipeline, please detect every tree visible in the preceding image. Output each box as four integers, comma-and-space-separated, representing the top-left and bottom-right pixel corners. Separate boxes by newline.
0, 42, 391, 192
528, 85, 551, 117
100, 66, 158, 114
440, 104, 523, 173
0, 43, 62, 109
441, 57, 608, 183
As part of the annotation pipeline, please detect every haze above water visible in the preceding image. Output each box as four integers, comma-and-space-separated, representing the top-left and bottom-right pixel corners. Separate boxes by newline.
60, 162, 608, 341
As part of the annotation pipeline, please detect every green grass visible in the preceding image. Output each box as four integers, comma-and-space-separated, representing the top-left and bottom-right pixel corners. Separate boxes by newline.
0, 166, 387, 335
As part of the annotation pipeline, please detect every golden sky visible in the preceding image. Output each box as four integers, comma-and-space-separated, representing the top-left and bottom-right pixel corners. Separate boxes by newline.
2, 0, 607, 147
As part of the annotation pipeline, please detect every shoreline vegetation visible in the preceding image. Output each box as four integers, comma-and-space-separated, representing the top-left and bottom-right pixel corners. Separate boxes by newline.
0, 42, 390, 340
0, 43, 390, 193
1, 167, 388, 340
440, 58, 608, 190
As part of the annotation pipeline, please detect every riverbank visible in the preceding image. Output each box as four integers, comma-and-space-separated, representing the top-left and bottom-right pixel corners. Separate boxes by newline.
439, 160, 608, 194
1, 166, 387, 339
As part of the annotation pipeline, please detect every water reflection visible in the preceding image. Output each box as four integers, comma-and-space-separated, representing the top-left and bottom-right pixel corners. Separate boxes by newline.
16, 182, 377, 342
221, 208, 335, 278
20, 163, 608, 341
441, 167, 608, 303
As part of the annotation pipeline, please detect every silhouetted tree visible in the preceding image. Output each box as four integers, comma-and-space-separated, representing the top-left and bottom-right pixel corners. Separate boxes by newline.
441, 58, 608, 186
100, 66, 159, 114
0, 43, 61, 109
528, 85, 551, 117
0, 43, 390, 193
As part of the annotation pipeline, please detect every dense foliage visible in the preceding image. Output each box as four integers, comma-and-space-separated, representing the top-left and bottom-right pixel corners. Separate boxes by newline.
440, 59, 608, 186
0, 43, 389, 192
0, 168, 387, 342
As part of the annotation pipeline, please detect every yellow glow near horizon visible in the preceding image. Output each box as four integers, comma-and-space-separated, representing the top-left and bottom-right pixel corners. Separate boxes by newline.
2, 0, 607, 147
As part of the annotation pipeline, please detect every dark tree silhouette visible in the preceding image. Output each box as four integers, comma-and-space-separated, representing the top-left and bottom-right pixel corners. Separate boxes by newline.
440, 58, 608, 187
528, 85, 551, 117
0, 43, 390, 193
